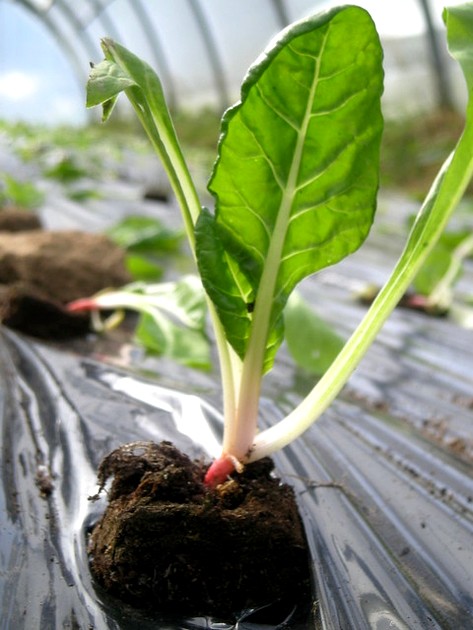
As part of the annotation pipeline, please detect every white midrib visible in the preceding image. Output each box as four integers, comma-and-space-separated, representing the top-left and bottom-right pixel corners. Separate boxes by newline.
223, 32, 329, 459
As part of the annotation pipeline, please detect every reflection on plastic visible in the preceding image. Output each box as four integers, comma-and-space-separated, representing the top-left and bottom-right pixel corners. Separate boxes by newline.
98, 372, 223, 458
0, 330, 312, 629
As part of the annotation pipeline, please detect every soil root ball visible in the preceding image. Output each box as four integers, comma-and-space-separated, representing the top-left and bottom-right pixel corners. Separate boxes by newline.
89, 441, 311, 618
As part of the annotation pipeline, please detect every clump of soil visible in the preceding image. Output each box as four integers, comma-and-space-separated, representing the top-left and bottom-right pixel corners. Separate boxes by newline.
89, 441, 311, 619
0, 210, 131, 339
0, 208, 42, 232
0, 229, 130, 303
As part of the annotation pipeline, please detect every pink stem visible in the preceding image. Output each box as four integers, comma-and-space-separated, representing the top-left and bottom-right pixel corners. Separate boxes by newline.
66, 298, 99, 312
204, 455, 237, 487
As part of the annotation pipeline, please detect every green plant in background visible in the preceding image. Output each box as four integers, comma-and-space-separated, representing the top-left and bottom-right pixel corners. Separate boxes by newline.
0, 173, 45, 209
107, 215, 184, 281
0, 119, 152, 200
409, 211, 473, 315
44, 154, 89, 183
69, 3, 473, 485
86, 276, 212, 370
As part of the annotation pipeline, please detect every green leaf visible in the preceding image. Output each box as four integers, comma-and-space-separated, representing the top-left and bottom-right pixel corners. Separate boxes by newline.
67, 188, 102, 202
413, 243, 454, 296
412, 227, 471, 295
0, 174, 45, 208
195, 208, 284, 373
251, 4, 473, 462
135, 312, 211, 370
85, 38, 240, 412
132, 276, 211, 369
125, 254, 163, 281
130, 275, 208, 330
44, 156, 88, 182
285, 292, 344, 376
413, 227, 473, 313
195, 208, 252, 353
107, 216, 183, 254
197, 6, 383, 371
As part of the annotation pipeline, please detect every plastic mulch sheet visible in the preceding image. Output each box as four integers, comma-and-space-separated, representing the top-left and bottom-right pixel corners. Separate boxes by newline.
1, 322, 472, 629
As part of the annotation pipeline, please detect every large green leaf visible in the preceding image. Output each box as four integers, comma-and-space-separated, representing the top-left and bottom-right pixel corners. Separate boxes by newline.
196, 6, 383, 370
249, 2, 473, 460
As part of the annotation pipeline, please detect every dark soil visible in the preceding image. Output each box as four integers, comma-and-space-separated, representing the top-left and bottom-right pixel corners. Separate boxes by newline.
0, 283, 91, 339
89, 441, 311, 619
0, 209, 131, 339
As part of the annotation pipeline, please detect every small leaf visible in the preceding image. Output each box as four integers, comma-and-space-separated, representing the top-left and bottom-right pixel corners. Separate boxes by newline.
102, 97, 118, 123
97, 38, 183, 160
132, 276, 208, 330
285, 292, 344, 376
86, 59, 136, 109
133, 276, 210, 369
413, 227, 473, 312
86, 37, 202, 246
67, 188, 102, 202
44, 156, 88, 182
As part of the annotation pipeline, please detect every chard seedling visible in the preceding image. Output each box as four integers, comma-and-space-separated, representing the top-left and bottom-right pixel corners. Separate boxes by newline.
70, 4, 473, 486
410, 223, 473, 315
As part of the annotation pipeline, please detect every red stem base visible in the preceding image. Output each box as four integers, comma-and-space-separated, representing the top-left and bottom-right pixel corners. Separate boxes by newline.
204, 455, 237, 487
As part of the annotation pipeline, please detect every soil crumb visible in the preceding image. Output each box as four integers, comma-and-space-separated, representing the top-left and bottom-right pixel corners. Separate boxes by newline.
89, 441, 311, 619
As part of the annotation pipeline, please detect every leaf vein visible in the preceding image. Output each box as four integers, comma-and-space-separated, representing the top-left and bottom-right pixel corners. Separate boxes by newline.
310, 85, 368, 118
279, 221, 366, 269
289, 184, 356, 222
295, 136, 359, 192
287, 41, 320, 62
240, 116, 286, 191
255, 84, 300, 132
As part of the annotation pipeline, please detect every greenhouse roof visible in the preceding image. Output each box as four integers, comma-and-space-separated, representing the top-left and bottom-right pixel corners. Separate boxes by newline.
0, 0, 463, 124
